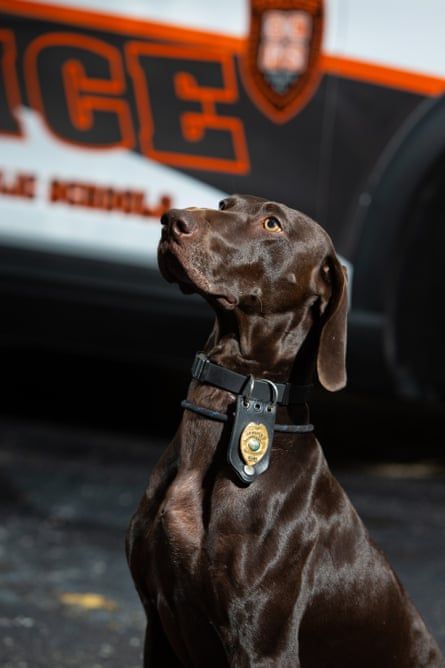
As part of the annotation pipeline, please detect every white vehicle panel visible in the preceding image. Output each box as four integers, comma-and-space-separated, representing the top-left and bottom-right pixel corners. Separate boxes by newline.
0, 109, 226, 267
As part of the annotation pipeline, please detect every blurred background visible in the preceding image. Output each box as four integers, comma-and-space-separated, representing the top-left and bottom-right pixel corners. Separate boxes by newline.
0, 0, 444, 665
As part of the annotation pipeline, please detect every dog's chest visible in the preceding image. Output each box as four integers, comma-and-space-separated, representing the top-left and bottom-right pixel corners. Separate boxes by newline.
156, 471, 204, 564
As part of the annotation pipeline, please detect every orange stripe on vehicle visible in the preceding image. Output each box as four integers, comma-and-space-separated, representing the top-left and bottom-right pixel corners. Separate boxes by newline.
321, 55, 445, 96
2, 0, 445, 97
0, 0, 245, 53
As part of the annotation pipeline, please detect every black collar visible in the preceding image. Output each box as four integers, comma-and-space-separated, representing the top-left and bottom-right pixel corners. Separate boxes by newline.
191, 352, 312, 406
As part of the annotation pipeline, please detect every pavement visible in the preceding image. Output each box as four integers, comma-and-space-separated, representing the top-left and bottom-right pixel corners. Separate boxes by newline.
0, 418, 444, 667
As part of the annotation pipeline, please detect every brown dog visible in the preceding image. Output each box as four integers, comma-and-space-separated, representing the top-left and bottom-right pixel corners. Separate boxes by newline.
127, 195, 444, 667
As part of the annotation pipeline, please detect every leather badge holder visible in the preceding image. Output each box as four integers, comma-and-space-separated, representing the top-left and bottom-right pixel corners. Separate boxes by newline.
227, 394, 277, 484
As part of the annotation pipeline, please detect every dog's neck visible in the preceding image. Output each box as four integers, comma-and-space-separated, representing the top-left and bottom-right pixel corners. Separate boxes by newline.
203, 303, 318, 384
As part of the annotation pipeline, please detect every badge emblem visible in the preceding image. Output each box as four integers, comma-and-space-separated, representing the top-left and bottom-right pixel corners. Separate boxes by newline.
242, 0, 324, 123
240, 422, 270, 467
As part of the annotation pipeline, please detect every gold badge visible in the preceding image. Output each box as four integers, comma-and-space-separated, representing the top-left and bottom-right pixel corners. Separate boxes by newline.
240, 422, 269, 467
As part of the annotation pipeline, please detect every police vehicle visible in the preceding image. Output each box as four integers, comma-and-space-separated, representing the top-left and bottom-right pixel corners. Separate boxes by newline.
1, 0, 444, 399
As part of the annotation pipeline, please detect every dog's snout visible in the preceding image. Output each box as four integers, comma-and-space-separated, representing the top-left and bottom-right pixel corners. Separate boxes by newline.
161, 209, 197, 240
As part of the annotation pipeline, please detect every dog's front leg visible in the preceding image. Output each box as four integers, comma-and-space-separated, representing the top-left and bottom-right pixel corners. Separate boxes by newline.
229, 651, 301, 668
142, 604, 182, 668
228, 643, 301, 668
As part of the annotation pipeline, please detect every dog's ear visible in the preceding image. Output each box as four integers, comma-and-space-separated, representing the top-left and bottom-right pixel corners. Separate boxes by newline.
316, 257, 348, 391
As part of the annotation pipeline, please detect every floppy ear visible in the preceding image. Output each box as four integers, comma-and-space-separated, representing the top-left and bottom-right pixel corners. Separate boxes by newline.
316, 258, 348, 391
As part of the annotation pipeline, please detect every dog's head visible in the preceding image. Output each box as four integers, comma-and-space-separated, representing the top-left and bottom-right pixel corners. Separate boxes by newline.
158, 194, 347, 390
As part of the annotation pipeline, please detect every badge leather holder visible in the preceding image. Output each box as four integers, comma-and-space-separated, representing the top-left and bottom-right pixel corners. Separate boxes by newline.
227, 378, 278, 484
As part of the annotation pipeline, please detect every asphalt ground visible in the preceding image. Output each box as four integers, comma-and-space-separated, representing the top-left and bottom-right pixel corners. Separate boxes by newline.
1, 418, 445, 667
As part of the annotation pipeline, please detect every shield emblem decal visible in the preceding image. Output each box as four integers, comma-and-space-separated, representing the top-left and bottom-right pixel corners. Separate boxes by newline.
242, 0, 324, 123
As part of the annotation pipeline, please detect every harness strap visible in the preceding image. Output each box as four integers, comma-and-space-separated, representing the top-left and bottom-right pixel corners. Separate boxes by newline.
181, 400, 314, 434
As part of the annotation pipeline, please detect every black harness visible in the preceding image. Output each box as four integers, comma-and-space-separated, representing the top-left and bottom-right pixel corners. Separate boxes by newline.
182, 352, 314, 484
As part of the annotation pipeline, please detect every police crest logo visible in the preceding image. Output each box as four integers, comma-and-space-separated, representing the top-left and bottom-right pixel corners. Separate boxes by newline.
242, 0, 324, 123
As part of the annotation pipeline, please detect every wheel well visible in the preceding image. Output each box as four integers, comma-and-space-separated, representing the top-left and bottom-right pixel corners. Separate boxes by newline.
351, 94, 445, 313
385, 153, 445, 399
349, 95, 445, 398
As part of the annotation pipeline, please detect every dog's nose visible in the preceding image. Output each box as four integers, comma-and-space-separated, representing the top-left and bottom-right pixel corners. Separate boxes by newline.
161, 209, 197, 240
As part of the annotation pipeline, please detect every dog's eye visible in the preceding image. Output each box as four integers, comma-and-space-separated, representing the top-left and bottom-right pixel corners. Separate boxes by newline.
263, 217, 282, 233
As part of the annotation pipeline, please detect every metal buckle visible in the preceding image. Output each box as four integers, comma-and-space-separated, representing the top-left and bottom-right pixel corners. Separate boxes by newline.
242, 375, 255, 406
242, 376, 278, 409
191, 352, 209, 380
259, 379, 279, 406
